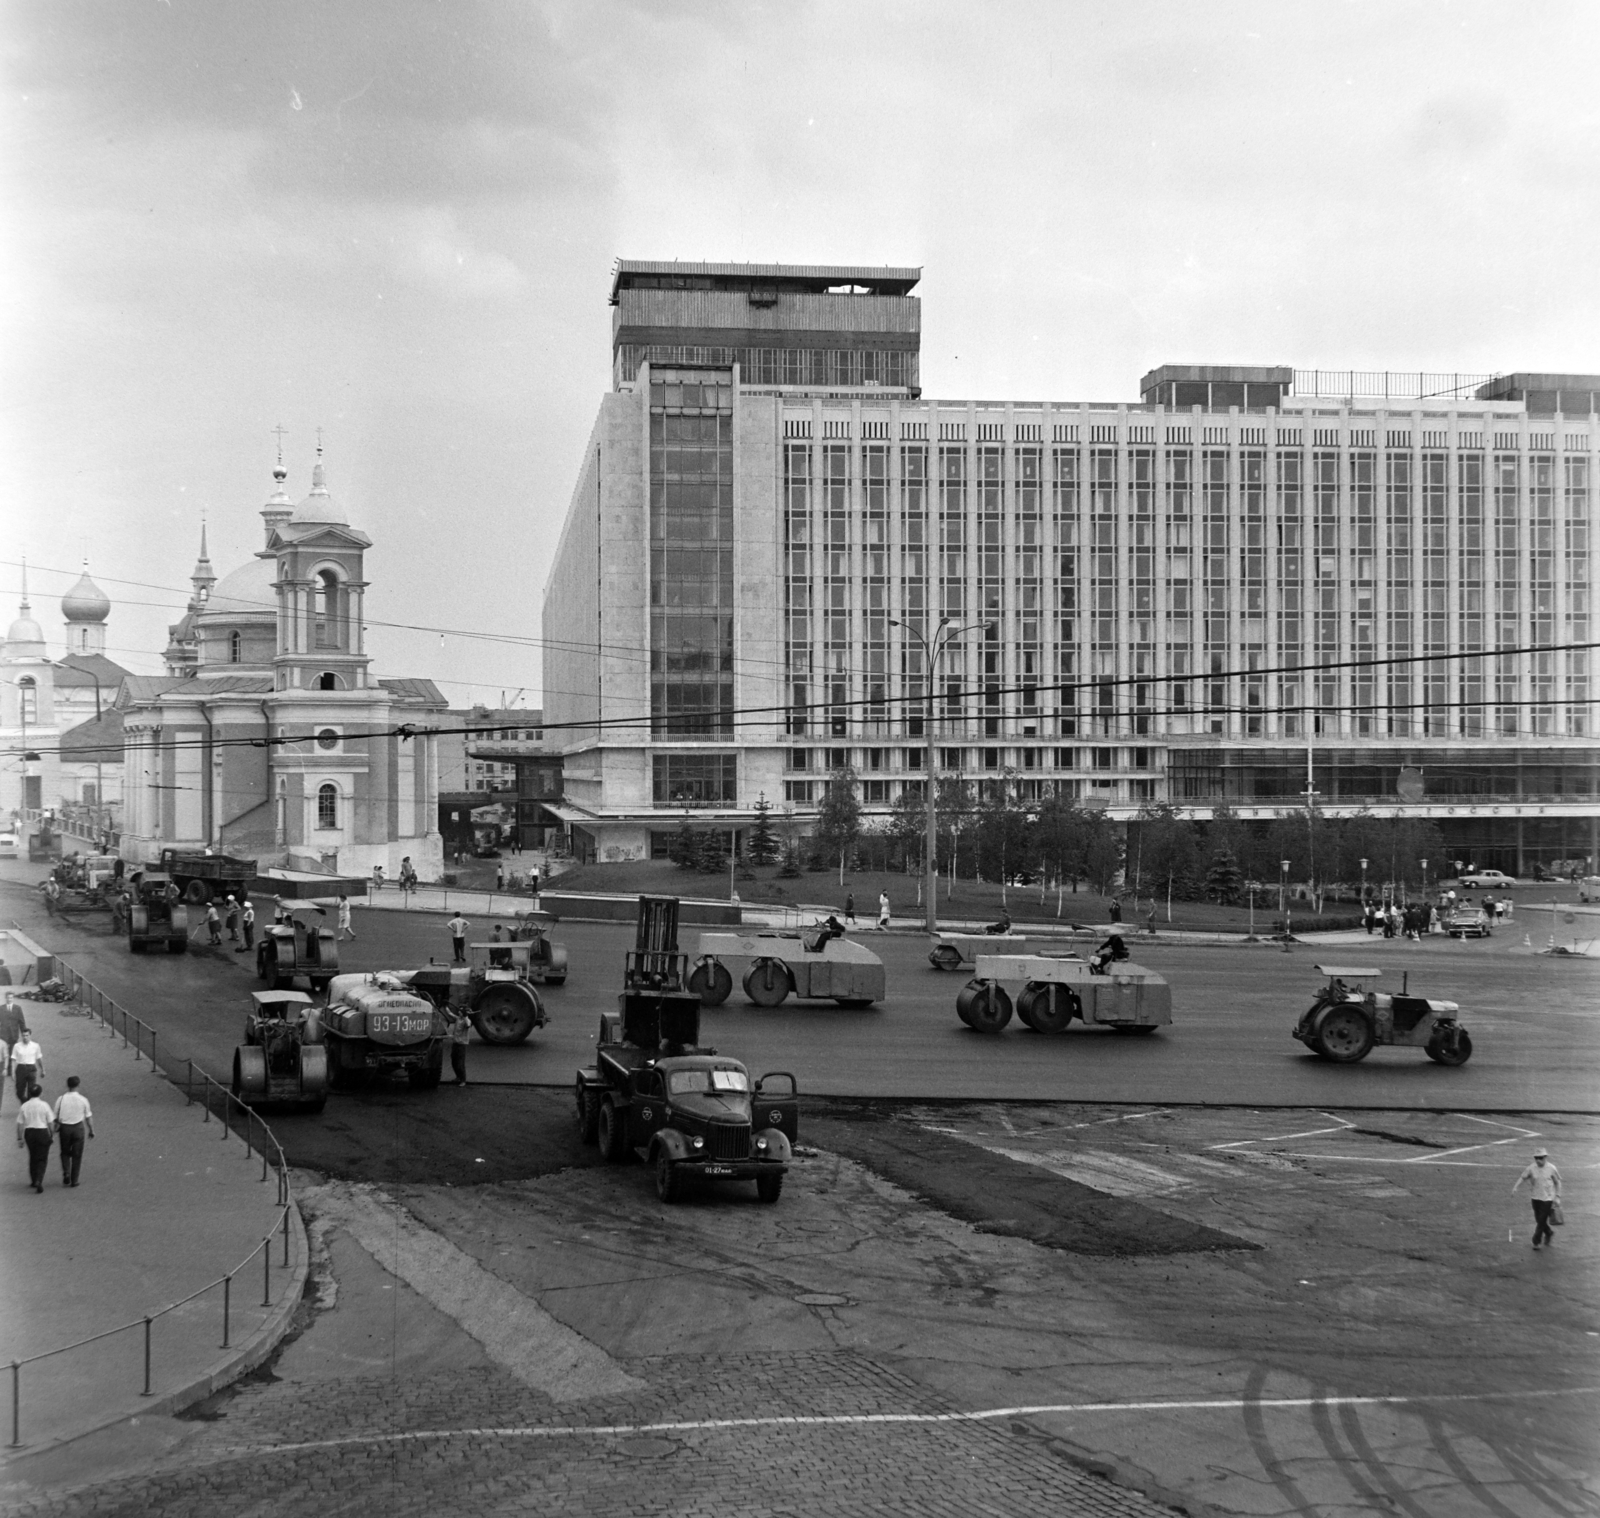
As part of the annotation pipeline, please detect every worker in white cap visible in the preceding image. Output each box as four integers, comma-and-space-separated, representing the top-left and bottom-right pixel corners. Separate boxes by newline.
1512, 1147, 1563, 1248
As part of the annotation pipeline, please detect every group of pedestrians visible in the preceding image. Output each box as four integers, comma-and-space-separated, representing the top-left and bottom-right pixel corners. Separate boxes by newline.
1363, 901, 1434, 939
841, 892, 893, 931
5, 1008, 96, 1193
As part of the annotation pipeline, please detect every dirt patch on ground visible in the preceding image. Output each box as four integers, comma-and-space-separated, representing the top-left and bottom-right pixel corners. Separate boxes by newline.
808, 1111, 1255, 1256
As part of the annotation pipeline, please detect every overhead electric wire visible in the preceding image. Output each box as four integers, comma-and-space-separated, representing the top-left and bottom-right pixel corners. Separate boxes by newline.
7, 634, 1599, 762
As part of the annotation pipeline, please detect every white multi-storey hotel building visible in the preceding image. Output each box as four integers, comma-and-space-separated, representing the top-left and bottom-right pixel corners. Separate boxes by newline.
543, 261, 1599, 874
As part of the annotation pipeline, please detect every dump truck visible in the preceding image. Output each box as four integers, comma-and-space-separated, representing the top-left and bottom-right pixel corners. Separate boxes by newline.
577, 896, 796, 1202
319, 972, 448, 1090
955, 952, 1172, 1035
125, 872, 190, 954
1293, 965, 1473, 1065
690, 927, 885, 1008
401, 940, 549, 1045
157, 847, 258, 906
231, 990, 329, 1112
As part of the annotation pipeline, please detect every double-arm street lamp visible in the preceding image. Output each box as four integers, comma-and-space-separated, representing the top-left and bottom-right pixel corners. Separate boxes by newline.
889, 616, 990, 936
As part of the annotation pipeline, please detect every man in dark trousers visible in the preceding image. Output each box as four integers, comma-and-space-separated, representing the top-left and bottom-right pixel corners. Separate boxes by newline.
844, 892, 857, 928
16, 1083, 53, 1192
447, 914, 470, 964
447, 1009, 472, 1086
53, 1075, 93, 1187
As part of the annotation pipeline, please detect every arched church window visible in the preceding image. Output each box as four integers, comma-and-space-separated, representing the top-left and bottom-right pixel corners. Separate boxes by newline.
317, 783, 338, 829
314, 569, 344, 650
230, 630, 242, 664
18, 676, 37, 725
317, 672, 340, 691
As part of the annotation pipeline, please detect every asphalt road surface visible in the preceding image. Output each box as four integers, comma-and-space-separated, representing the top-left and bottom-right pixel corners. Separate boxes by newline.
9, 869, 1595, 1118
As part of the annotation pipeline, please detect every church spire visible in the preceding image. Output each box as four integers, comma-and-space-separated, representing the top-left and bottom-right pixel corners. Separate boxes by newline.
261, 428, 294, 542
191, 521, 216, 605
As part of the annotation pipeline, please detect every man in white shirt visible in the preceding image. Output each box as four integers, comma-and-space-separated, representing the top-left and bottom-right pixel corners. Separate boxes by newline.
9, 1028, 44, 1104
1512, 1146, 1563, 1248
16, 1084, 53, 1192
448, 915, 470, 964
53, 1076, 94, 1188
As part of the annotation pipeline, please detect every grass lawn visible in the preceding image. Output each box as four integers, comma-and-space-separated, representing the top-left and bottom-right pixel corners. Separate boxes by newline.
537, 857, 1319, 934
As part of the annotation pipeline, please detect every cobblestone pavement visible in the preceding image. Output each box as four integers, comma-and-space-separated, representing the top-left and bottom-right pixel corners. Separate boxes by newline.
7, 1352, 1179, 1518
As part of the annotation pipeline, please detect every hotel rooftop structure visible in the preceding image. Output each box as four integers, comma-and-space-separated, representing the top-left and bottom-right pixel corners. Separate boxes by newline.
542, 260, 1599, 874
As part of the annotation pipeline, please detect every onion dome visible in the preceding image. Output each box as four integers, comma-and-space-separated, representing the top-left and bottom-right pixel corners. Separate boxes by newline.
6, 563, 46, 648
61, 565, 112, 623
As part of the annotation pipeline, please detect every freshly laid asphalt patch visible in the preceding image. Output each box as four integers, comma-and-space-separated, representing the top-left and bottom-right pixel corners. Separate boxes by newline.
808, 1111, 1255, 1256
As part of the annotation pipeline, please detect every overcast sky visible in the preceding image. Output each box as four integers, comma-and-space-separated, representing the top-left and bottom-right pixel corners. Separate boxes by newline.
5, 0, 1597, 707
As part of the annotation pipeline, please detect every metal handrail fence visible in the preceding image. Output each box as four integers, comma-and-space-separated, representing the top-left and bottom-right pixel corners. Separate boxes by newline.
7, 962, 299, 1449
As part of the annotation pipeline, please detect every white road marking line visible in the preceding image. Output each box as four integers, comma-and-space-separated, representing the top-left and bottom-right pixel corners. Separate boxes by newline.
1212, 1117, 1354, 1150
987, 1145, 1192, 1196
301, 1182, 643, 1401
245, 1385, 1600, 1457
1454, 1113, 1542, 1137
1407, 1137, 1525, 1163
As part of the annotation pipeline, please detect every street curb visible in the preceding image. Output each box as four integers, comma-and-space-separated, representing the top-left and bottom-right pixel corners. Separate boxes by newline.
0, 1199, 310, 1471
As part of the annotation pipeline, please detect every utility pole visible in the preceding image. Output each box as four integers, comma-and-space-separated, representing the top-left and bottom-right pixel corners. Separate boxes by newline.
891, 616, 988, 936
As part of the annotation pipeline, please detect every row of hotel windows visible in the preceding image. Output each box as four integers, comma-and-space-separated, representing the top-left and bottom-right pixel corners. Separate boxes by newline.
783, 777, 1158, 805
780, 418, 1596, 449
650, 748, 1157, 809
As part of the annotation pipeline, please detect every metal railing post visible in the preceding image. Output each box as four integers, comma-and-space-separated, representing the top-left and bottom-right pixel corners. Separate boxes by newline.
282, 1205, 290, 1266
243, 1111, 252, 1161
149, 1029, 157, 1073
261, 1144, 268, 1183
222, 1276, 231, 1348
133, 1022, 141, 1062
9, 1361, 18, 1448
262, 1242, 271, 1306
141, 1317, 152, 1396
202, 1080, 211, 1123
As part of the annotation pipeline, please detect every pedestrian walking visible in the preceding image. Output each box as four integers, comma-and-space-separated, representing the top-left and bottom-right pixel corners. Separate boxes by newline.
495, 862, 505, 891
240, 899, 255, 952
877, 891, 891, 931
1513, 1147, 1563, 1248
16, 1084, 52, 1192
9, 1028, 44, 1105
53, 1076, 93, 1187
224, 895, 240, 943
448, 914, 470, 963
1108, 897, 1122, 923
844, 892, 857, 928
337, 893, 355, 941
205, 901, 222, 945
447, 1008, 472, 1086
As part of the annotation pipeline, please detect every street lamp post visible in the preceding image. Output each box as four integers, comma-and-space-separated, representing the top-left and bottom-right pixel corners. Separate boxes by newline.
1279, 858, 1290, 916
1359, 856, 1368, 906
890, 616, 988, 936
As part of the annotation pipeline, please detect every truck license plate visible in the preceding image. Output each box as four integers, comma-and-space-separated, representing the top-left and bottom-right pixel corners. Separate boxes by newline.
704, 1164, 734, 1176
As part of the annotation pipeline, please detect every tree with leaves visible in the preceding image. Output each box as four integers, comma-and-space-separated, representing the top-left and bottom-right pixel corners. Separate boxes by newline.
812, 767, 861, 884
886, 784, 928, 873
1129, 801, 1200, 919
747, 792, 779, 866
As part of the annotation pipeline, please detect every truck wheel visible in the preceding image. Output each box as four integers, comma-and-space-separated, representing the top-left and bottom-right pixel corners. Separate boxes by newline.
654, 1149, 681, 1203
931, 945, 963, 973
743, 959, 791, 1008
597, 1098, 630, 1163
472, 983, 541, 1045
1315, 1007, 1375, 1063
1017, 983, 1074, 1034
756, 1171, 784, 1204
1426, 1029, 1473, 1066
576, 1082, 599, 1144
689, 960, 733, 1006
257, 945, 275, 983
956, 981, 1012, 1033
184, 879, 211, 906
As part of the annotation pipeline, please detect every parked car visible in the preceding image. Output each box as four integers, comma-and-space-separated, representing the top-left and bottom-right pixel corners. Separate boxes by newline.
1445, 904, 1493, 938
1578, 877, 1600, 904
1457, 869, 1515, 890
0, 831, 17, 858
